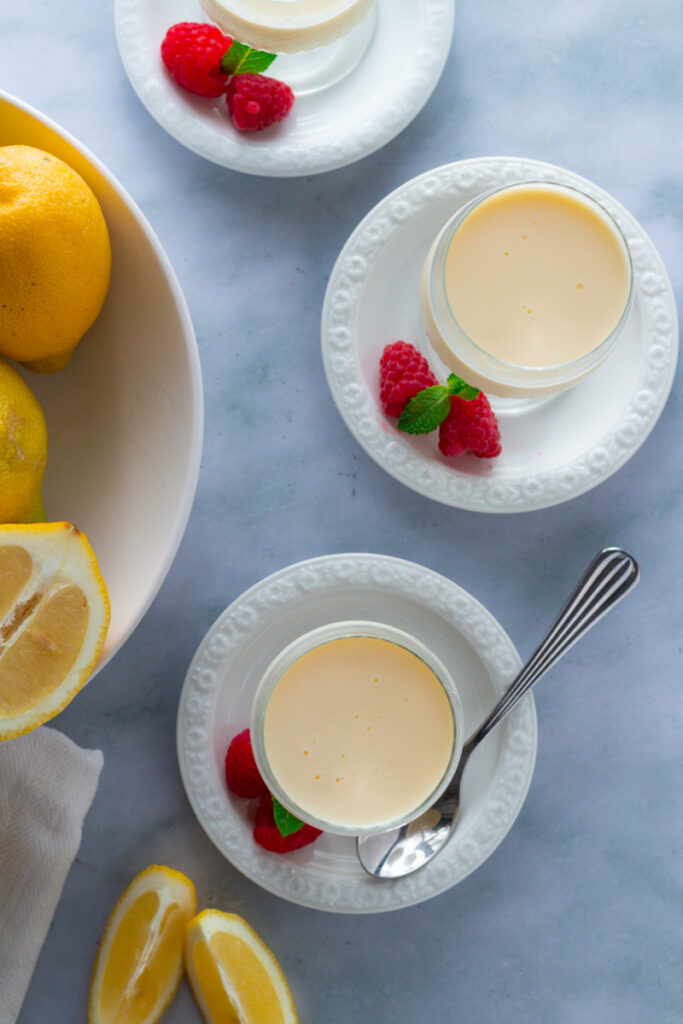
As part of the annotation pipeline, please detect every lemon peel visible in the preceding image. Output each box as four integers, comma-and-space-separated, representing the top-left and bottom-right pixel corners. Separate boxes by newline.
0, 145, 111, 372
0, 359, 47, 523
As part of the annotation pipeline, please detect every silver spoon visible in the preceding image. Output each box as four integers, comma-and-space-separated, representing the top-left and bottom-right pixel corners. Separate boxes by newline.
357, 547, 640, 879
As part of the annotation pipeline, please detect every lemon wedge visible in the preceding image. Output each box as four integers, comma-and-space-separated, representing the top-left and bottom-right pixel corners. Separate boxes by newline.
89, 865, 197, 1024
0, 522, 110, 740
185, 910, 298, 1024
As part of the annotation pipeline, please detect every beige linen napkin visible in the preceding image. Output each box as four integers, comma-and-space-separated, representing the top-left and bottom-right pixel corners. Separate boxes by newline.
0, 726, 103, 1024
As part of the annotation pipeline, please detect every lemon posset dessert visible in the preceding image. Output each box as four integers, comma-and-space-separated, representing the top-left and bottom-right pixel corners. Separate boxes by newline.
199, 0, 376, 52
200, 0, 378, 94
252, 624, 460, 834
420, 182, 633, 398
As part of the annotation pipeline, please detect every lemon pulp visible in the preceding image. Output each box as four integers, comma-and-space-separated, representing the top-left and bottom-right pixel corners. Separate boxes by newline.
0, 523, 109, 739
89, 865, 197, 1024
185, 910, 298, 1024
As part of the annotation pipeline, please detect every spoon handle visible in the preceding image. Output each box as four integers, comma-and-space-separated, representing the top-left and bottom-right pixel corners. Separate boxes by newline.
467, 548, 640, 751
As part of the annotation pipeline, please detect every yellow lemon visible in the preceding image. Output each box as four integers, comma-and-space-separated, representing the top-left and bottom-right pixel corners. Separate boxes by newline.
89, 865, 197, 1024
0, 522, 110, 739
0, 358, 47, 522
185, 910, 299, 1024
0, 144, 111, 372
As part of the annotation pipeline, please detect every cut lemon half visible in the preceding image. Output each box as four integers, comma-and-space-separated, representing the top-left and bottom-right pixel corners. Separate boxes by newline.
89, 865, 197, 1024
0, 521, 110, 740
185, 910, 299, 1024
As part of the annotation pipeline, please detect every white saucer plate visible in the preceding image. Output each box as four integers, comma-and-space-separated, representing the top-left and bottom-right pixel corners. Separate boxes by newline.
321, 157, 678, 511
115, 0, 455, 176
177, 553, 536, 913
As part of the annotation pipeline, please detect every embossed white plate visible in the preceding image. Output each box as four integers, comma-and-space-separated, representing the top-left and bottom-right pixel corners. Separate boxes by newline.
114, 0, 454, 176
321, 157, 678, 511
177, 553, 536, 913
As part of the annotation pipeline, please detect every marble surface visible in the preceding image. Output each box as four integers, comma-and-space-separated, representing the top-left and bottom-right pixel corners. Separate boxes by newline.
3, 0, 682, 1021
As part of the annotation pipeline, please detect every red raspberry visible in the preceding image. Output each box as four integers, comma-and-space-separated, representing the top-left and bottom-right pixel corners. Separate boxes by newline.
253, 794, 322, 853
379, 342, 439, 418
224, 729, 268, 799
438, 393, 502, 459
161, 22, 232, 98
225, 74, 294, 132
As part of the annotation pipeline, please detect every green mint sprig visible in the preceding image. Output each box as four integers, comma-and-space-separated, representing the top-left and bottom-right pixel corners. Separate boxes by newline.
398, 374, 480, 434
272, 796, 305, 837
220, 41, 277, 76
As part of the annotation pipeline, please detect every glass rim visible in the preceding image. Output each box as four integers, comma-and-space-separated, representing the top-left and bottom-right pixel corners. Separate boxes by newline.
250, 620, 464, 837
432, 179, 635, 377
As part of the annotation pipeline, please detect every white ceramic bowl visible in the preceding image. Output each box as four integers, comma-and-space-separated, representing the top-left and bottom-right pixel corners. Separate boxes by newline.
0, 91, 203, 675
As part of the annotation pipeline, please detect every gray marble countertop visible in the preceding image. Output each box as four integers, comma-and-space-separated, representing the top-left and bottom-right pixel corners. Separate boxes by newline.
4, 0, 682, 1021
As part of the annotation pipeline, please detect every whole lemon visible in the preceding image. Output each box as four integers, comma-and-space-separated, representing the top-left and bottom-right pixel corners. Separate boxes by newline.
0, 358, 47, 522
0, 145, 111, 373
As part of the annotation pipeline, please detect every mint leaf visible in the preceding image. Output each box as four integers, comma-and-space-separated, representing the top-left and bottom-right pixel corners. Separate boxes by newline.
220, 41, 277, 76
272, 796, 305, 837
446, 374, 480, 401
398, 385, 451, 434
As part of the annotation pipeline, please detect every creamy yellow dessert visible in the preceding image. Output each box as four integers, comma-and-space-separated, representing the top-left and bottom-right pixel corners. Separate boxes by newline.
262, 635, 455, 830
199, 0, 377, 53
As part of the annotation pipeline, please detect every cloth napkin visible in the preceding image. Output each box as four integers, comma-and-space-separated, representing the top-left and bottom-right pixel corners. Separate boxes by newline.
0, 727, 103, 1024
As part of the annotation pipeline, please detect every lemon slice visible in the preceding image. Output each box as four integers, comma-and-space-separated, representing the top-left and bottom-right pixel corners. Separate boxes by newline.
185, 910, 298, 1024
89, 865, 197, 1024
0, 522, 110, 740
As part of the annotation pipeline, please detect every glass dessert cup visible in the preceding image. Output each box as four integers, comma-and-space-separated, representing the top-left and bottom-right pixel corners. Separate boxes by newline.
199, 0, 379, 95
251, 621, 465, 838
420, 181, 634, 409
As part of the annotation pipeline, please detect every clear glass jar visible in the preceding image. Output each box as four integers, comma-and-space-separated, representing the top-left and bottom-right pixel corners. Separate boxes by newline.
199, 0, 378, 95
250, 620, 464, 837
420, 181, 634, 399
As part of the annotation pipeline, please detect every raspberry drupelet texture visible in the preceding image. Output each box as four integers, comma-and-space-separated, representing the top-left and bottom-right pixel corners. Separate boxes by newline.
379, 341, 439, 417
253, 794, 323, 853
161, 22, 233, 98
438, 392, 502, 458
224, 729, 268, 799
226, 73, 295, 132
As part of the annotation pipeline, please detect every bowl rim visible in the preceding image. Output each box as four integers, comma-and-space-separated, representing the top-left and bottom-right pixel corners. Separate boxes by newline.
0, 88, 204, 677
